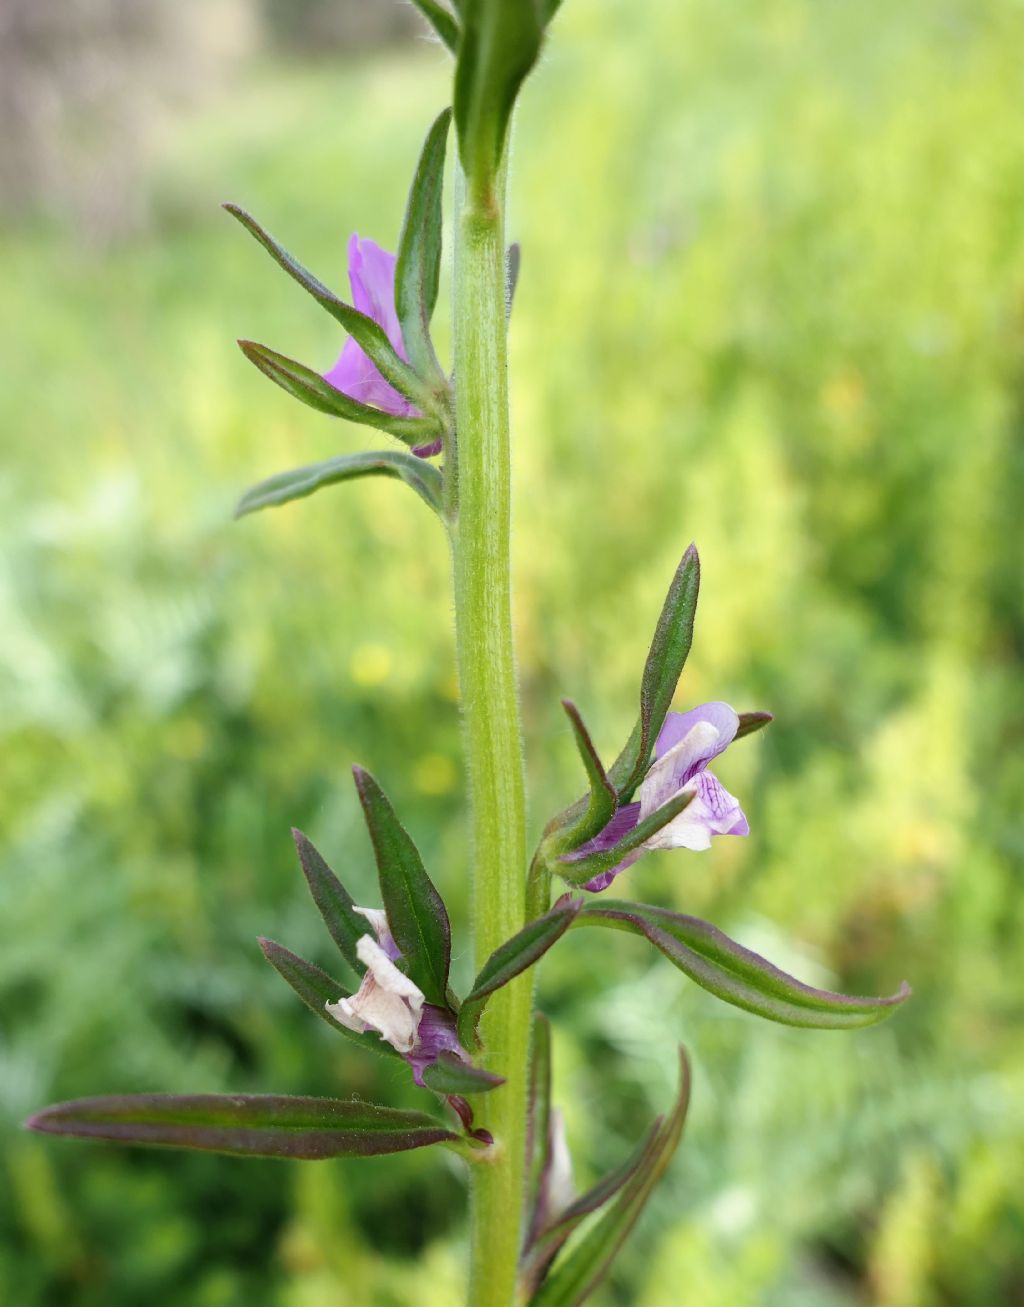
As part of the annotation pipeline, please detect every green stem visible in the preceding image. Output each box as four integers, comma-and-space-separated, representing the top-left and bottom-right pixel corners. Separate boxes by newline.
450, 164, 531, 1307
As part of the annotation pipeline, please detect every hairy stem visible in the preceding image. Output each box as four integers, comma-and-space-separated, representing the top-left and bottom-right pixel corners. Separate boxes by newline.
451, 163, 531, 1307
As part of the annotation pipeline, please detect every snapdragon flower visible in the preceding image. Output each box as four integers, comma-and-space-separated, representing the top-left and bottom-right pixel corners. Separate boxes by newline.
326, 905, 465, 1083
569, 701, 749, 892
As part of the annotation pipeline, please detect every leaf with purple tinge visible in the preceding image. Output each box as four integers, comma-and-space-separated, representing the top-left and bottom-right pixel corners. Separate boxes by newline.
421, 1051, 505, 1095
457, 900, 582, 1050
225, 205, 430, 410
549, 700, 617, 855
352, 766, 452, 1008
527, 1049, 692, 1306
236, 341, 440, 445
575, 902, 911, 1028
607, 544, 701, 802
257, 937, 402, 1060
395, 108, 452, 380
735, 710, 774, 740
235, 451, 444, 520
291, 830, 380, 976
25, 1094, 460, 1159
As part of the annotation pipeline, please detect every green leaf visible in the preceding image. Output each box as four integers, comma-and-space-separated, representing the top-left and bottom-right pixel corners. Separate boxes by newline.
237, 340, 441, 446
539, 0, 564, 25
421, 1052, 505, 1095
235, 450, 444, 520
526, 1013, 553, 1217
575, 903, 912, 1029
557, 790, 695, 887
396, 109, 452, 379
411, 0, 460, 51
735, 710, 774, 740
607, 544, 701, 801
258, 937, 402, 1061
225, 204, 431, 410
529, 1050, 691, 1306
457, 901, 581, 1049
352, 767, 451, 1007
546, 700, 617, 856
523, 1122, 660, 1294
453, 0, 544, 199
26, 1094, 459, 1159
292, 833, 368, 974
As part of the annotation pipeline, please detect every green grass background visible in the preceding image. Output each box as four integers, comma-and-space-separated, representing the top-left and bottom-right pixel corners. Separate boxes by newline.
2, 0, 1023, 1302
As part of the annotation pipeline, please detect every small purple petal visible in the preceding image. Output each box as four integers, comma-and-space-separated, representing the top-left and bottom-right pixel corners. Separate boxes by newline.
655, 702, 739, 767
581, 848, 643, 894
563, 803, 641, 861
322, 234, 421, 418
407, 1005, 468, 1087
412, 437, 443, 459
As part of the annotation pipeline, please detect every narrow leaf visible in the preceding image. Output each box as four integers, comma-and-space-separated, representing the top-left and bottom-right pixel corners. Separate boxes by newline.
411, 0, 460, 51
225, 205, 429, 407
421, 1052, 505, 1095
291, 832, 367, 975
576, 903, 911, 1029
549, 700, 617, 854
237, 340, 440, 445
607, 544, 700, 801
258, 937, 402, 1061
458, 900, 581, 1049
529, 1050, 691, 1306
26, 1094, 458, 1159
523, 1122, 661, 1292
396, 108, 452, 378
352, 766, 451, 1007
235, 449, 444, 520
526, 1013, 553, 1219
557, 790, 695, 887
735, 710, 774, 740
453, 0, 543, 199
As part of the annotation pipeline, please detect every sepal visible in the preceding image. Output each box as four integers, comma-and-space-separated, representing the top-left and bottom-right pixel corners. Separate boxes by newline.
235, 450, 444, 519
352, 766, 452, 1008
421, 1051, 506, 1095
575, 902, 911, 1028
25, 1094, 461, 1159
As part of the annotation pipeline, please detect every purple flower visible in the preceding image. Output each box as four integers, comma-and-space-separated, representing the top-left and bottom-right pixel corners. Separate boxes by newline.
325, 905, 468, 1086
323, 234, 431, 424
569, 701, 749, 893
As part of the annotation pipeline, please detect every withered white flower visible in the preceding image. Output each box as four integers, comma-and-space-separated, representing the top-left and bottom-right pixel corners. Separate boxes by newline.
326, 924, 424, 1055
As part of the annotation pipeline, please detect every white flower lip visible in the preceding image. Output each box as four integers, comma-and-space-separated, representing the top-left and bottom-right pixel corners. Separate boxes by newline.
325, 934, 425, 1054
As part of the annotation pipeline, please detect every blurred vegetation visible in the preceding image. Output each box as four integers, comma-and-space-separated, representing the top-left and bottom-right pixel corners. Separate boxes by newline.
2, 0, 1023, 1302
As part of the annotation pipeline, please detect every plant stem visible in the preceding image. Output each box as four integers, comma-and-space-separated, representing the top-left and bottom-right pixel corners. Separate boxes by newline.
450, 162, 531, 1307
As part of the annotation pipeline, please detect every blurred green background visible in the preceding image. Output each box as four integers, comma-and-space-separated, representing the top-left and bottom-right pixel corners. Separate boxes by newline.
2, 0, 1023, 1302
